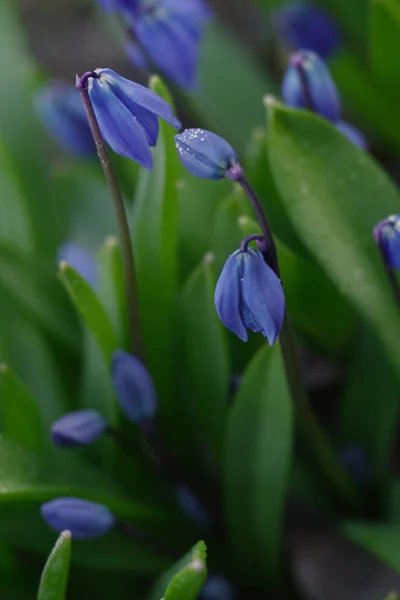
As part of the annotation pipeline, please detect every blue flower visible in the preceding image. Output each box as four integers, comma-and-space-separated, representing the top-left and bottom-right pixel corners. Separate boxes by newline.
127, 0, 211, 89
34, 82, 95, 157
51, 410, 107, 448
41, 498, 116, 539
175, 129, 238, 179
199, 575, 238, 600
282, 49, 341, 121
273, 3, 341, 60
87, 68, 181, 169
335, 120, 368, 150
57, 242, 98, 289
125, 41, 149, 71
175, 486, 213, 528
374, 215, 400, 270
112, 350, 158, 423
215, 248, 285, 345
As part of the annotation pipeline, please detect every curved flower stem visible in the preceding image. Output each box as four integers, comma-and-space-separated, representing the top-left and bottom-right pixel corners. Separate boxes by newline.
76, 74, 144, 360
226, 165, 360, 507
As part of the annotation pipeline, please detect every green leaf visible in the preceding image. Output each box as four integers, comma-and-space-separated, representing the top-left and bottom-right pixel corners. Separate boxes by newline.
224, 344, 292, 584
180, 253, 230, 462
163, 541, 207, 600
370, 0, 400, 97
267, 103, 400, 379
337, 328, 398, 483
341, 521, 400, 573
0, 364, 43, 452
59, 262, 117, 364
37, 531, 71, 600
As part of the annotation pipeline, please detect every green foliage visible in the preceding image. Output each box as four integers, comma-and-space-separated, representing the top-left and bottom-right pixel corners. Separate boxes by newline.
37, 531, 71, 600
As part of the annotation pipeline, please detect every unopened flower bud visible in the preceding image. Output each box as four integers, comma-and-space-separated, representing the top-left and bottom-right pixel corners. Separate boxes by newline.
51, 410, 107, 448
112, 351, 158, 423
41, 498, 116, 539
175, 129, 238, 179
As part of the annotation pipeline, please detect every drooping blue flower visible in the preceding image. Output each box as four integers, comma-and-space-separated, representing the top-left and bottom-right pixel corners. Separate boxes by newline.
175, 486, 213, 528
57, 242, 98, 289
112, 350, 158, 423
335, 120, 368, 150
175, 129, 238, 179
34, 82, 95, 157
41, 498, 116, 539
51, 410, 107, 448
374, 215, 400, 270
273, 3, 341, 60
215, 248, 285, 345
199, 575, 238, 600
126, 0, 211, 89
87, 68, 181, 169
282, 49, 341, 121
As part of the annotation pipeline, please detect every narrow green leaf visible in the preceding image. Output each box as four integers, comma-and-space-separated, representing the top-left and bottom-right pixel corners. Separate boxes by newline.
267, 103, 400, 379
225, 344, 292, 584
382, 594, 400, 600
163, 541, 207, 600
341, 521, 400, 573
59, 262, 117, 363
37, 530, 71, 600
370, 0, 400, 97
180, 253, 229, 462
0, 364, 43, 452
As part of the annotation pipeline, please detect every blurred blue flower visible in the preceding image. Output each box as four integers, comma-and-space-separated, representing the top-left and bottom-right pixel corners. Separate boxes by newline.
175, 129, 238, 179
282, 50, 341, 121
273, 3, 341, 60
339, 445, 370, 485
41, 498, 116, 539
57, 242, 98, 289
199, 575, 238, 600
215, 248, 285, 345
374, 214, 400, 270
335, 120, 368, 150
125, 40, 149, 71
51, 410, 107, 448
112, 350, 158, 423
34, 81, 95, 157
87, 68, 181, 169
175, 485, 213, 528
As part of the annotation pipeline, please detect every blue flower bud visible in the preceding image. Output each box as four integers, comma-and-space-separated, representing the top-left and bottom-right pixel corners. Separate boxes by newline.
175, 486, 213, 528
87, 68, 181, 169
51, 410, 107, 448
199, 575, 238, 600
112, 351, 158, 423
282, 50, 341, 121
374, 215, 400, 270
41, 498, 116, 539
175, 129, 238, 179
215, 248, 285, 345
273, 3, 341, 60
57, 242, 98, 289
335, 120, 368, 150
34, 82, 95, 157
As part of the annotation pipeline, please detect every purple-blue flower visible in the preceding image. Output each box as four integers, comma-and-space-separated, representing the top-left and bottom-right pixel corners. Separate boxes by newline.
215, 248, 285, 345
41, 498, 116, 539
86, 68, 181, 169
374, 215, 400, 270
112, 350, 158, 423
282, 50, 341, 121
335, 120, 368, 150
175, 129, 238, 179
199, 575, 238, 600
175, 486, 213, 528
51, 410, 107, 448
34, 82, 95, 157
57, 242, 98, 289
273, 3, 341, 60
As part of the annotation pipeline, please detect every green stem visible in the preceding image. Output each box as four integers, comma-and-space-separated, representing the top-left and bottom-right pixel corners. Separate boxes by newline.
77, 73, 144, 360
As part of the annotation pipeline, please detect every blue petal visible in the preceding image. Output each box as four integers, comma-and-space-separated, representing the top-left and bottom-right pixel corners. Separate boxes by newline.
163, 0, 212, 22
98, 68, 181, 129
335, 120, 368, 150
41, 498, 115, 539
112, 351, 158, 422
175, 129, 238, 179
214, 251, 248, 341
381, 219, 400, 271
57, 242, 98, 289
51, 410, 107, 448
89, 74, 153, 169
125, 40, 149, 71
241, 249, 285, 346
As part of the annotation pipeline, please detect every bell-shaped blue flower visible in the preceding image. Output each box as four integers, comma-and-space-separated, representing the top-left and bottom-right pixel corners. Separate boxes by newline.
34, 82, 95, 157
215, 248, 285, 345
175, 129, 238, 179
282, 50, 341, 121
57, 242, 98, 289
112, 350, 158, 423
41, 498, 116, 539
374, 215, 400, 270
51, 410, 107, 448
335, 120, 368, 150
273, 3, 341, 60
87, 68, 181, 169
